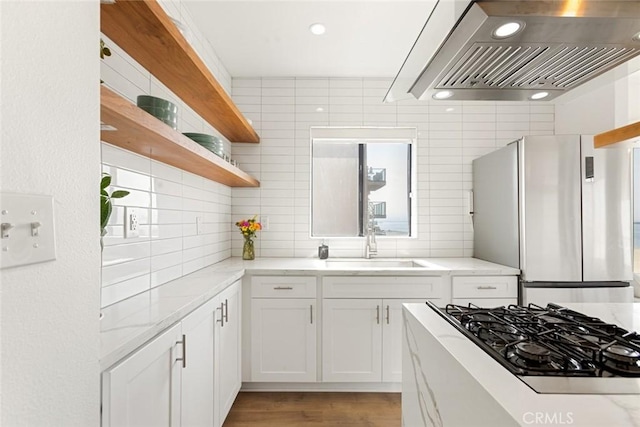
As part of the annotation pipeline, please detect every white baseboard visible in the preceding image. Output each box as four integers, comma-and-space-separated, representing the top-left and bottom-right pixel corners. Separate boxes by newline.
240, 382, 402, 393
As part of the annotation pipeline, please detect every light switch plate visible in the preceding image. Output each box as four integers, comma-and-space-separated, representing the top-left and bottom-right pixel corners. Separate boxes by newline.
1, 192, 56, 269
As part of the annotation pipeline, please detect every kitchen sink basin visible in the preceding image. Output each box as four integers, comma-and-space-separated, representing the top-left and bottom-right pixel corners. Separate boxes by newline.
324, 259, 430, 269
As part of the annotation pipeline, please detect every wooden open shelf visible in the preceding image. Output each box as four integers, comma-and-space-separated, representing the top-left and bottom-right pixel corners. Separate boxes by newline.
594, 121, 640, 148
101, 0, 259, 144
101, 86, 259, 187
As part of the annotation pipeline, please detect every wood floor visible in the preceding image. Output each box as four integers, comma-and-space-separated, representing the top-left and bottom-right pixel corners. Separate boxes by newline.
223, 392, 401, 427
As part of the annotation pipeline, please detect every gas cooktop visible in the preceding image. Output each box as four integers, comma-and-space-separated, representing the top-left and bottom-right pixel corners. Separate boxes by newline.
427, 301, 640, 394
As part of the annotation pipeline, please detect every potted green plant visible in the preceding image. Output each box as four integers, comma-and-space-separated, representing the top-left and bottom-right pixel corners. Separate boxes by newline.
100, 173, 129, 249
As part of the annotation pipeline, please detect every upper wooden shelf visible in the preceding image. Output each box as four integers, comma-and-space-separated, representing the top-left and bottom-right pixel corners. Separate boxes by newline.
594, 121, 640, 148
101, 85, 259, 187
101, 0, 259, 144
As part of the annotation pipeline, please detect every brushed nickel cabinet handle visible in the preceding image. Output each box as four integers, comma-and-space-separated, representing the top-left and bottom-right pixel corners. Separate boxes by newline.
477, 286, 498, 290
376, 305, 380, 324
216, 303, 225, 327
224, 299, 229, 323
386, 305, 390, 324
176, 334, 186, 368
310, 304, 313, 324
273, 286, 293, 290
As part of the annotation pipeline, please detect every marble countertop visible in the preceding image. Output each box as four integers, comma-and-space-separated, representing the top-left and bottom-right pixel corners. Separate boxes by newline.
404, 302, 640, 426
100, 256, 518, 370
100, 262, 244, 370
237, 256, 520, 276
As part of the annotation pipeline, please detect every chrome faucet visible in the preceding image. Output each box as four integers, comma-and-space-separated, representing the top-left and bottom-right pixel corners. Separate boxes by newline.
364, 224, 377, 259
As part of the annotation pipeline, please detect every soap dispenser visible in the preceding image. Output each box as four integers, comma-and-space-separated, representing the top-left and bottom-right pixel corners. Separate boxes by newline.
318, 242, 329, 259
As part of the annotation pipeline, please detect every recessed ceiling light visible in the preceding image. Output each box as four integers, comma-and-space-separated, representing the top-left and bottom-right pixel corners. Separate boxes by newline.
530, 91, 549, 100
315, 107, 325, 112
433, 90, 453, 100
492, 21, 523, 39
309, 23, 326, 36
633, 31, 640, 42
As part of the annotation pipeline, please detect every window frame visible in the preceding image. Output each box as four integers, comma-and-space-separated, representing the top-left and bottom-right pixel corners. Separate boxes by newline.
309, 126, 417, 239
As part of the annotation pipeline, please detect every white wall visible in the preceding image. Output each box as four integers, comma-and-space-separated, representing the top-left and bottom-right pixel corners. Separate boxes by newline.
555, 57, 640, 134
0, 1, 100, 425
231, 77, 555, 258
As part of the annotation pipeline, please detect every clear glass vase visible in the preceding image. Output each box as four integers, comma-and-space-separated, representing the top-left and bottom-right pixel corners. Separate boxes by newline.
242, 236, 255, 260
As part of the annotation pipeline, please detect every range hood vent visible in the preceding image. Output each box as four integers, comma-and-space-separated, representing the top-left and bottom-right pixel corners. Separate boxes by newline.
386, 1, 640, 102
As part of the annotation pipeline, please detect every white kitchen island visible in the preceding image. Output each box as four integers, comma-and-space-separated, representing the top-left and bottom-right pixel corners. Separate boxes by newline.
402, 303, 640, 427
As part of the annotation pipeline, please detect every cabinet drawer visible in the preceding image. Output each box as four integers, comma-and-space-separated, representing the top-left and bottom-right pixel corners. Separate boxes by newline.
251, 276, 317, 298
323, 276, 443, 299
452, 276, 517, 299
452, 297, 517, 308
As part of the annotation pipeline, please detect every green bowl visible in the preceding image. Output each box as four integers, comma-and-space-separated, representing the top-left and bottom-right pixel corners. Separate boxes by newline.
137, 95, 178, 113
183, 132, 219, 142
137, 98, 178, 129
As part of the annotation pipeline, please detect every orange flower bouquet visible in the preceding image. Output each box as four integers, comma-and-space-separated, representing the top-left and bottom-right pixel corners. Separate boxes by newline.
235, 216, 261, 260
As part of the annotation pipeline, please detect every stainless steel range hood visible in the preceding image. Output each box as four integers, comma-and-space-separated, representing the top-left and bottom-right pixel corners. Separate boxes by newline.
385, 0, 640, 102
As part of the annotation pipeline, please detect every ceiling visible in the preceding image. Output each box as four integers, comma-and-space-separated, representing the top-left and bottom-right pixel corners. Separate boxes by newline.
183, 1, 437, 78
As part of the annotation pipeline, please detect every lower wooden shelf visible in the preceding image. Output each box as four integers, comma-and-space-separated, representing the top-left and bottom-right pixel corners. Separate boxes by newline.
100, 85, 260, 187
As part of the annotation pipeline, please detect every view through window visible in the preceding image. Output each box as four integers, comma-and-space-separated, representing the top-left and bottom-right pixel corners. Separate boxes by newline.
311, 127, 415, 238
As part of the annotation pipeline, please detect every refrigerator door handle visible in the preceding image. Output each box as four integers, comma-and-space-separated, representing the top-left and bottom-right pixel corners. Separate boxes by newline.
585, 156, 594, 182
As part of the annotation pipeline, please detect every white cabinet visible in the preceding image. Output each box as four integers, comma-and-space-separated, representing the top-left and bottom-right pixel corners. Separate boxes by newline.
102, 281, 242, 427
382, 298, 425, 382
102, 324, 183, 427
216, 280, 242, 425
181, 298, 217, 427
322, 297, 427, 383
251, 298, 317, 382
451, 276, 518, 307
323, 298, 382, 382
322, 276, 442, 383
250, 276, 317, 382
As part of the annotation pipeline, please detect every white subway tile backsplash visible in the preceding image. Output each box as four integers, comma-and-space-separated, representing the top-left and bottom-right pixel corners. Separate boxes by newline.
102, 275, 151, 308
100, 143, 232, 308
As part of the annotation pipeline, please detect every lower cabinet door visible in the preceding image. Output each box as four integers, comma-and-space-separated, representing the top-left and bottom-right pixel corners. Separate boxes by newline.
322, 298, 382, 382
251, 298, 317, 382
102, 323, 183, 427
216, 280, 242, 426
181, 299, 216, 427
382, 298, 429, 383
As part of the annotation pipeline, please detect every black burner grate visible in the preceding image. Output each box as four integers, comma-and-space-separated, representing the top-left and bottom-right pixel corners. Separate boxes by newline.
430, 302, 640, 378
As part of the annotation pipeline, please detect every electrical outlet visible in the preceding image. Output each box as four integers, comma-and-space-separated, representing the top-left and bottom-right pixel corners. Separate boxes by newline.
124, 207, 139, 238
196, 216, 204, 235
262, 216, 269, 231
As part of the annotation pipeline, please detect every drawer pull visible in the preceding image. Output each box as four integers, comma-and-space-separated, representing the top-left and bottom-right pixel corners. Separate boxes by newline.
477, 285, 498, 290
386, 305, 390, 324
273, 286, 293, 290
310, 305, 313, 324
376, 305, 380, 324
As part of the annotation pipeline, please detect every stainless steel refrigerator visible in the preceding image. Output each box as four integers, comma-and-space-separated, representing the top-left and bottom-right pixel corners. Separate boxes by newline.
472, 135, 634, 305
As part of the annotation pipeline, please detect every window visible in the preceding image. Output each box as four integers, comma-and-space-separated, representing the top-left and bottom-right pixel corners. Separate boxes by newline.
310, 127, 415, 238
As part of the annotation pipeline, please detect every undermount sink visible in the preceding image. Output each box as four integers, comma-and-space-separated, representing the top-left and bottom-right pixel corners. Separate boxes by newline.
324, 259, 428, 269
